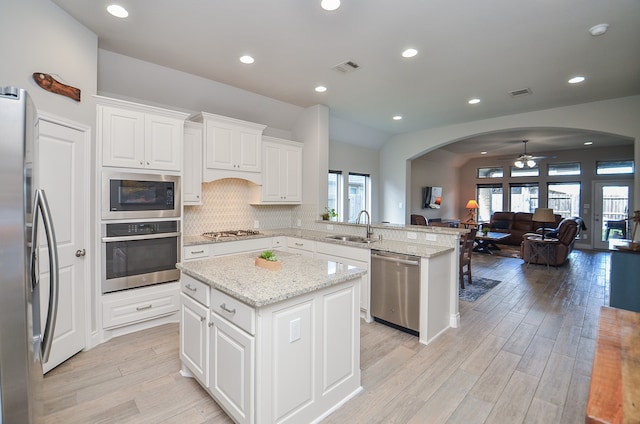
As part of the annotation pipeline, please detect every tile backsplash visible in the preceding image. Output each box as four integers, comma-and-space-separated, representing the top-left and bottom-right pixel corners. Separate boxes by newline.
183, 178, 299, 235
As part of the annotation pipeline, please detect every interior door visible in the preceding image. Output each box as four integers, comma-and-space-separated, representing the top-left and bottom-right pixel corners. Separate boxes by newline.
593, 181, 633, 250
37, 116, 89, 373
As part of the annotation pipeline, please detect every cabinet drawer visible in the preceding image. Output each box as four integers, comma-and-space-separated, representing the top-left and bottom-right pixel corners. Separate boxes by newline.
183, 244, 210, 261
214, 238, 272, 256
103, 284, 180, 329
211, 289, 255, 335
181, 274, 210, 307
287, 237, 314, 252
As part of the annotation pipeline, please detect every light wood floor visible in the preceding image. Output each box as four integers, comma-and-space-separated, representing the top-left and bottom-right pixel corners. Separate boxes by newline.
43, 249, 609, 423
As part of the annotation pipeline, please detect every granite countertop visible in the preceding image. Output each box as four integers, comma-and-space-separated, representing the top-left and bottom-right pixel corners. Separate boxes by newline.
183, 228, 454, 259
177, 251, 367, 307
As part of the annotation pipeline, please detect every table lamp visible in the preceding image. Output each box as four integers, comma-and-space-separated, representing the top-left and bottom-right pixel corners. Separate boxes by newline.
466, 199, 478, 222
532, 207, 555, 239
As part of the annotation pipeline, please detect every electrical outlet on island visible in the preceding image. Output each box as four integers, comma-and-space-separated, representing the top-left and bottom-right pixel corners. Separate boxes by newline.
254, 220, 259, 229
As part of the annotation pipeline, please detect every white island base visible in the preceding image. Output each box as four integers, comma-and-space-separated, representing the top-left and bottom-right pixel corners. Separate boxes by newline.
178, 253, 364, 424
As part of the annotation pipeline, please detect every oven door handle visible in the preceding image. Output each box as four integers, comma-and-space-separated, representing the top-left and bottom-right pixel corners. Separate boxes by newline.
101, 232, 181, 243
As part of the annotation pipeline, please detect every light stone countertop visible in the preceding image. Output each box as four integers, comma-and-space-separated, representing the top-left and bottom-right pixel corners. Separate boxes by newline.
177, 251, 367, 308
183, 228, 454, 259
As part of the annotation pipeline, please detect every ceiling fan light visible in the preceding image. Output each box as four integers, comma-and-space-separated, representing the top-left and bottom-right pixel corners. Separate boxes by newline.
527, 159, 536, 168
514, 160, 524, 168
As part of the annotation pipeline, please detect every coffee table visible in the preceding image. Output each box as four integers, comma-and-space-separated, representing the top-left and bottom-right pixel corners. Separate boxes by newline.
474, 231, 510, 254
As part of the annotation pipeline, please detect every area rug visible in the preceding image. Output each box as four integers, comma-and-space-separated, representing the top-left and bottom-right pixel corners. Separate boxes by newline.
459, 277, 502, 302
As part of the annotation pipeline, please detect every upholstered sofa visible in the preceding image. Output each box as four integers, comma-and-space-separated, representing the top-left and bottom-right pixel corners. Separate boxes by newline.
521, 218, 581, 266
487, 211, 563, 246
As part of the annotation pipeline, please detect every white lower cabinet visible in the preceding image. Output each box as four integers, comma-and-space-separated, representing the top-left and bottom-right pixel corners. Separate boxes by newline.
102, 283, 180, 330
210, 310, 255, 424
180, 293, 209, 386
286, 237, 315, 257
315, 241, 372, 321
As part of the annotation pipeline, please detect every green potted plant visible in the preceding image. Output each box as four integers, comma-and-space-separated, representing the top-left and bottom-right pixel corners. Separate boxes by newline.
321, 207, 338, 221
255, 250, 282, 270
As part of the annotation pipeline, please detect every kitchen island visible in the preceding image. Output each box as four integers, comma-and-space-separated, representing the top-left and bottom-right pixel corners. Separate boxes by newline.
177, 252, 365, 424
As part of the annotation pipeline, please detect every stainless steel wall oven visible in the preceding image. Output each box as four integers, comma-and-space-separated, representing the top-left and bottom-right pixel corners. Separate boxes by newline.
102, 171, 180, 220
101, 220, 181, 294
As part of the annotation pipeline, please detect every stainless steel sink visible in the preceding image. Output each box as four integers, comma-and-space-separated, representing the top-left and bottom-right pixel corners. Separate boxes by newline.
325, 235, 375, 244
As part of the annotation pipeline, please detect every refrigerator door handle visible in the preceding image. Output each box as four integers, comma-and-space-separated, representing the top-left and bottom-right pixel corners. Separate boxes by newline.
32, 189, 59, 363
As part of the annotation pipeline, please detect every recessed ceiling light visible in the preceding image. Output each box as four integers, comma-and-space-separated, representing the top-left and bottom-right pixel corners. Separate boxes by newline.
392, 115, 403, 121
568, 76, 585, 84
107, 4, 128, 18
315, 86, 327, 93
481, 151, 488, 155
468, 98, 481, 105
589, 24, 609, 36
402, 48, 418, 58
320, 0, 340, 11
239, 55, 255, 64
584, 141, 593, 146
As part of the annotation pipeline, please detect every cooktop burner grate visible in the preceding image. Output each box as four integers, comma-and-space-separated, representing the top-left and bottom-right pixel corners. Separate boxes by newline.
202, 229, 261, 239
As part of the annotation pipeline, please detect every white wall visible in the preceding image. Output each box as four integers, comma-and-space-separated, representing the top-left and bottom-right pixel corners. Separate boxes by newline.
329, 140, 381, 222
410, 149, 460, 222
381, 95, 640, 225
2, 0, 97, 127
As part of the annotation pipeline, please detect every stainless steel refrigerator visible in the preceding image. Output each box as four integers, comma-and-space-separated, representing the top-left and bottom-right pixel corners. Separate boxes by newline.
0, 87, 59, 423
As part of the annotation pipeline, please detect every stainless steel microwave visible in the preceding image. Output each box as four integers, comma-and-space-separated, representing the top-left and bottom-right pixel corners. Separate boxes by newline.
102, 172, 180, 220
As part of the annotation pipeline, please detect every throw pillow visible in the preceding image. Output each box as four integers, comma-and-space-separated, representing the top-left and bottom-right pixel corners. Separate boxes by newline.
493, 220, 510, 229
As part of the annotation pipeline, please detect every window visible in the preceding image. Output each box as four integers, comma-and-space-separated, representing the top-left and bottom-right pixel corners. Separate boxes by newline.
548, 162, 581, 176
596, 160, 634, 175
477, 167, 504, 178
347, 173, 370, 223
476, 184, 503, 222
548, 182, 581, 218
510, 183, 539, 212
328, 170, 342, 219
510, 166, 539, 177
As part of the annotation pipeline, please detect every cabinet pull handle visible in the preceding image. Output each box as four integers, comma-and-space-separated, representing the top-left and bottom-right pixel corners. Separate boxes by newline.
219, 303, 236, 314
190, 250, 205, 254
208, 322, 214, 327
136, 304, 152, 311
200, 316, 206, 322
185, 284, 197, 292
295, 242, 303, 246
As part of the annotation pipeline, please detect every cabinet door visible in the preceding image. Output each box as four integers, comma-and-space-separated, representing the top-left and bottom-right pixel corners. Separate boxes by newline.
183, 123, 203, 204
101, 106, 145, 168
145, 114, 183, 171
210, 313, 254, 424
261, 142, 282, 202
236, 129, 261, 172
205, 121, 235, 170
180, 294, 209, 386
281, 144, 302, 202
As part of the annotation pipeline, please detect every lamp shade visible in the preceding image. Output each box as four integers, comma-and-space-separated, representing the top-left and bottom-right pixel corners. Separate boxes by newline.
466, 200, 479, 209
532, 208, 554, 223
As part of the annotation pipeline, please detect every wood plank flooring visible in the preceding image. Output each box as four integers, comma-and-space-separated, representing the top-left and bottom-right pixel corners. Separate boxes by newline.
43, 249, 610, 423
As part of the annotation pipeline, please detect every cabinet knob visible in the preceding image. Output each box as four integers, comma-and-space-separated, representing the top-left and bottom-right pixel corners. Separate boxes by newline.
139, 161, 143, 165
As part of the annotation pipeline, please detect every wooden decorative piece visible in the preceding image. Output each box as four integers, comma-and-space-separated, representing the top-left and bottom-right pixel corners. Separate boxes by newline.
255, 257, 282, 271
32, 72, 81, 102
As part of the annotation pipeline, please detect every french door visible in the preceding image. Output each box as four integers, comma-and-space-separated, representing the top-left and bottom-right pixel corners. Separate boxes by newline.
592, 181, 634, 250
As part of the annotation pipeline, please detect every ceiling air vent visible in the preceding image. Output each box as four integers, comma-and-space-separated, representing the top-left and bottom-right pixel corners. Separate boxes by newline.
331, 60, 361, 74
509, 88, 532, 97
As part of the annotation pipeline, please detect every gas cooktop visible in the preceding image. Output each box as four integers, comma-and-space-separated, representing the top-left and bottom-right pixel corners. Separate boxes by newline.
202, 229, 261, 239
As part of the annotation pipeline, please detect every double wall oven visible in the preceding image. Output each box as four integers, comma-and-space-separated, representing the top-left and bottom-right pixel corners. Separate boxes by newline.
101, 172, 181, 294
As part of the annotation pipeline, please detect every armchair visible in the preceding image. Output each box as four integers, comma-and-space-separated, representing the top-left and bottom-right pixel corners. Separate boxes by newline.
521, 218, 580, 266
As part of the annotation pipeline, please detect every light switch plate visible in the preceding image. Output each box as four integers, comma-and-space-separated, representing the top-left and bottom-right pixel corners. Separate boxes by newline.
289, 318, 301, 343
407, 232, 417, 240
425, 233, 437, 242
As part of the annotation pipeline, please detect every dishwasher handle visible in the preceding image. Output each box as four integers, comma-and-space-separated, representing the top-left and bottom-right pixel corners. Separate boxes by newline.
371, 252, 420, 266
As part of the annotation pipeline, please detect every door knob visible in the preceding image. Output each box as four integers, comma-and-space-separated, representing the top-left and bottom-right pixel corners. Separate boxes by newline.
75, 249, 86, 257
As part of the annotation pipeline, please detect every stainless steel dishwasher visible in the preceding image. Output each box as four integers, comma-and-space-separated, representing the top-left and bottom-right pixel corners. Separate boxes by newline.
370, 250, 421, 335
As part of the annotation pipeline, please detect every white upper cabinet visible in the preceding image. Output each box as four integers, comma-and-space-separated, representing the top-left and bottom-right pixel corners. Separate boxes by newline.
183, 121, 203, 205
255, 136, 302, 204
98, 97, 188, 172
190, 112, 266, 185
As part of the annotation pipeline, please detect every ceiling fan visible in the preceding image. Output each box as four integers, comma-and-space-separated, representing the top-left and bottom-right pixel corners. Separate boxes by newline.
511, 140, 554, 168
